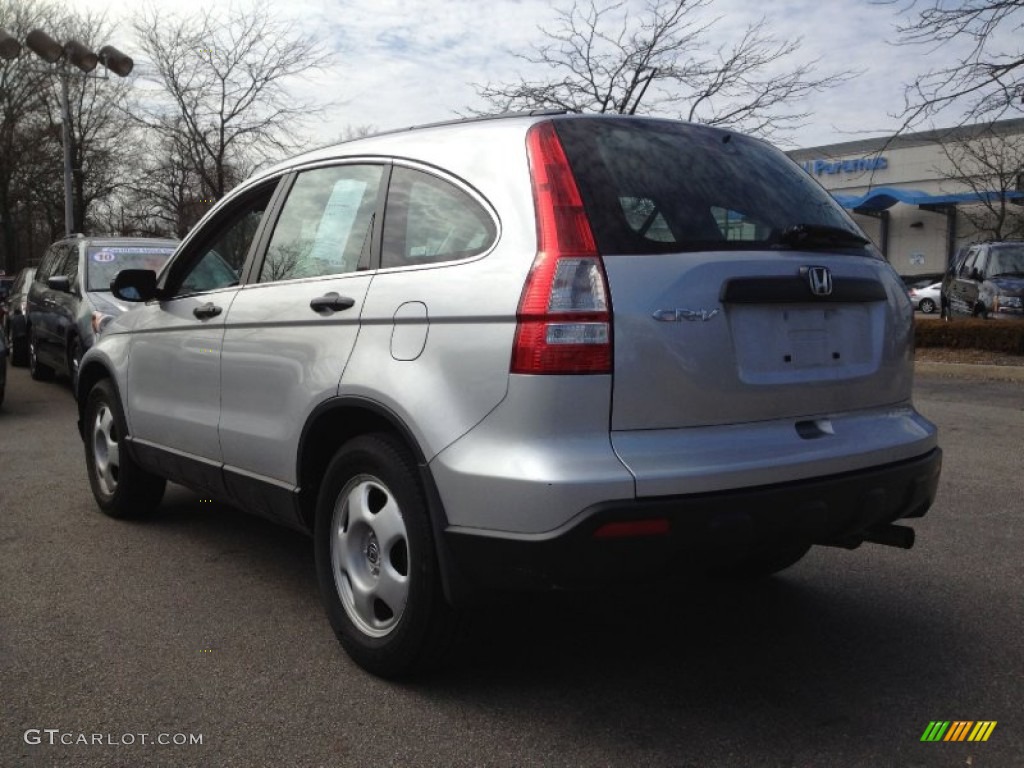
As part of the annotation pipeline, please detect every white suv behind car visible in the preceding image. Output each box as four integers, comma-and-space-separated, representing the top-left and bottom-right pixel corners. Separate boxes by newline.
77, 113, 942, 677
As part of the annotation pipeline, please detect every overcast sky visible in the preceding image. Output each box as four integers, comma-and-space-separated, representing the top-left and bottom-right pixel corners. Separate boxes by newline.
64, 0, 986, 151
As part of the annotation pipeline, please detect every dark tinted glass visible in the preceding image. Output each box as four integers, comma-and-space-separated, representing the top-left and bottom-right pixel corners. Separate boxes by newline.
554, 118, 867, 255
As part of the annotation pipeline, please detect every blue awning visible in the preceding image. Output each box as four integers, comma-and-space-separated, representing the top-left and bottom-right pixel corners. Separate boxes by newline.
833, 186, 1024, 212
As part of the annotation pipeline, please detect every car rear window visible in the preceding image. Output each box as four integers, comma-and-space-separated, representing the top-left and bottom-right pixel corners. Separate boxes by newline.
553, 117, 867, 255
86, 245, 176, 291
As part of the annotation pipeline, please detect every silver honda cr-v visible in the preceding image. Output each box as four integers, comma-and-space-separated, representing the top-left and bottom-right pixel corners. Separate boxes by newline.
77, 113, 941, 677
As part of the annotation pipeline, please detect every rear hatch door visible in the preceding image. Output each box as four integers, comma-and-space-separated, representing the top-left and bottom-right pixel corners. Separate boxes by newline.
554, 117, 913, 431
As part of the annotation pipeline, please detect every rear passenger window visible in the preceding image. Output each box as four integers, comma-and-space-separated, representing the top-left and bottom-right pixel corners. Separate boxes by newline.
382, 167, 496, 269
260, 165, 383, 283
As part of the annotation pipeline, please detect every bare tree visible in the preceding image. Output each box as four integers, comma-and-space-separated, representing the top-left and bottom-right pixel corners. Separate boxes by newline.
0, 0, 61, 272
36, 11, 135, 234
934, 125, 1024, 240
130, 0, 334, 216
894, 0, 1024, 127
334, 124, 379, 143
92, 124, 201, 238
1, 1, 139, 267
472, 0, 852, 139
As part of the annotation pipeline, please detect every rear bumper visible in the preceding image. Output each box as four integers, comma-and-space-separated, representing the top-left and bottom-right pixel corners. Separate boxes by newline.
444, 448, 942, 591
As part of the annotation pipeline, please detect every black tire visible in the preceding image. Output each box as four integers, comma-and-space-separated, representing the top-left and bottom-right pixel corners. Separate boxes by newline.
716, 541, 811, 579
314, 433, 460, 678
10, 334, 28, 366
4, 320, 28, 366
28, 332, 54, 381
919, 298, 936, 314
83, 379, 166, 518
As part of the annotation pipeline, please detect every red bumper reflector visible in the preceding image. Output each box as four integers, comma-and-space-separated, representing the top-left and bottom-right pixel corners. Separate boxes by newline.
593, 519, 671, 539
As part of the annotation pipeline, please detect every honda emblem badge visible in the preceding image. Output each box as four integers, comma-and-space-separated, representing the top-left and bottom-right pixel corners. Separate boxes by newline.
806, 266, 833, 297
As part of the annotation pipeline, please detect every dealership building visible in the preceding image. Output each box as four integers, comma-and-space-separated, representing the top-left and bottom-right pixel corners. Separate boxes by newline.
788, 118, 1024, 278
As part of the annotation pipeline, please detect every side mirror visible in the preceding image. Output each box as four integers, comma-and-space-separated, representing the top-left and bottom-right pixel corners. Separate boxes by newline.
47, 275, 71, 293
970, 268, 983, 281
111, 269, 158, 302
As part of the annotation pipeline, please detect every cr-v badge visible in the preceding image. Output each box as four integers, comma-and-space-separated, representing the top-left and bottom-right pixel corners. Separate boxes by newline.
652, 308, 720, 322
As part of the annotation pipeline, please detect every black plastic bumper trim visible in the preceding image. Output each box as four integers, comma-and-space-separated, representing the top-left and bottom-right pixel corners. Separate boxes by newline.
444, 448, 942, 591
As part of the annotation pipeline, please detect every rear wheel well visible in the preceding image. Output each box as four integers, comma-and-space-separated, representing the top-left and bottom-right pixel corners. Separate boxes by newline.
297, 403, 427, 533
76, 362, 111, 429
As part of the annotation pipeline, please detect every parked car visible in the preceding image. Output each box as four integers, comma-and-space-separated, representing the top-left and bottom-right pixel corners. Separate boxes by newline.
27, 235, 176, 385
900, 272, 943, 290
0, 274, 14, 326
0, 330, 7, 409
2, 267, 36, 366
907, 280, 942, 313
0, 274, 14, 301
76, 113, 942, 677
941, 241, 1024, 320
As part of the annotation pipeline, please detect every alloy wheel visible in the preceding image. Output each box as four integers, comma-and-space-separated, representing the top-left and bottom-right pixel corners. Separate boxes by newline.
330, 475, 410, 638
91, 403, 121, 496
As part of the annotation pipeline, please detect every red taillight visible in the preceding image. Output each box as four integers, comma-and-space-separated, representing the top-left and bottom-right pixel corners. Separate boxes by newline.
511, 121, 612, 375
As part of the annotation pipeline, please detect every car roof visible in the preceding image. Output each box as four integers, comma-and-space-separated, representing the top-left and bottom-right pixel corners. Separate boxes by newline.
248, 112, 745, 186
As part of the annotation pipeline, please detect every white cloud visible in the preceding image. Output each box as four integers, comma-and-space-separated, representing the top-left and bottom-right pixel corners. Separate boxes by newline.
60, 0, 991, 152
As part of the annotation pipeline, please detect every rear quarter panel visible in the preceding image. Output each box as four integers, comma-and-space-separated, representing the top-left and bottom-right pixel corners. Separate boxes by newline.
340, 125, 539, 461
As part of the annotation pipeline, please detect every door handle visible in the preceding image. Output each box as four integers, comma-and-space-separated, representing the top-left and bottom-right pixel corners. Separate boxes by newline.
310, 293, 355, 313
193, 302, 222, 320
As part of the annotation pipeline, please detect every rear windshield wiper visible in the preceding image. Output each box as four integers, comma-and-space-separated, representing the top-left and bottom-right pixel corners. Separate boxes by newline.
990, 271, 1024, 278
774, 224, 869, 250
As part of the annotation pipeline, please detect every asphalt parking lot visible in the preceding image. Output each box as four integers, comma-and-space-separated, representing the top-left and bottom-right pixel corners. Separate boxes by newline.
1, 365, 1022, 767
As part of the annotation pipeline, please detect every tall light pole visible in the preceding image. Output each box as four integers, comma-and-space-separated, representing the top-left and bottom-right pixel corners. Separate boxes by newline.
9, 28, 134, 237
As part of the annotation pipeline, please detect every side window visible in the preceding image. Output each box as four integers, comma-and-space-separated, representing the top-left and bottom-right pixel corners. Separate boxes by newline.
36, 245, 64, 283
960, 249, 980, 278
382, 167, 496, 269
64, 244, 80, 288
975, 249, 991, 278
259, 165, 383, 283
170, 186, 276, 297
971, 250, 989, 279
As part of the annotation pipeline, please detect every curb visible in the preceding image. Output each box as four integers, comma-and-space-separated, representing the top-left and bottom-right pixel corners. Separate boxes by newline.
915, 361, 1024, 381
